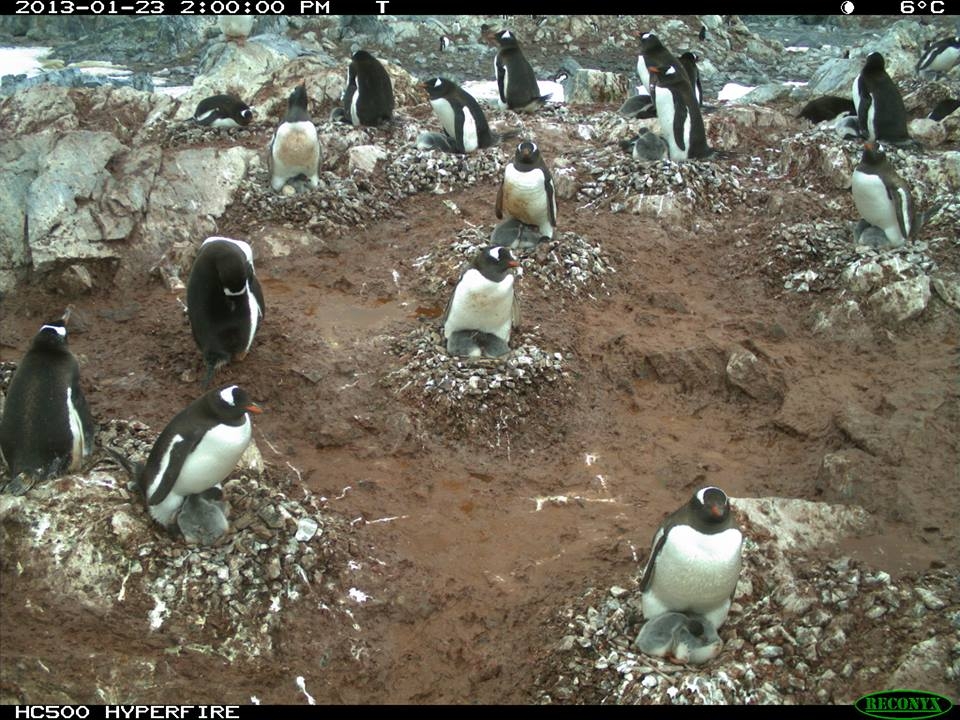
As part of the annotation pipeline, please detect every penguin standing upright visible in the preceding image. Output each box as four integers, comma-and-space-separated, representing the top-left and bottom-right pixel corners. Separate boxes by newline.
442, 246, 520, 359
637, 32, 687, 96
851, 142, 918, 247
496, 140, 557, 241
418, 77, 518, 154
678, 51, 703, 107
852, 52, 911, 145
137, 385, 261, 531
649, 64, 711, 162
335, 50, 395, 127
0, 314, 96, 493
193, 94, 253, 128
268, 84, 320, 191
639, 486, 743, 629
187, 236, 265, 388
917, 35, 960, 76
493, 30, 552, 112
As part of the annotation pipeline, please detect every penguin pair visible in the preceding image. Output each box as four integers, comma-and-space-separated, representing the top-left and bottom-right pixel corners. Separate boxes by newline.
442, 246, 520, 359
193, 94, 253, 129
268, 84, 320, 191
639, 486, 743, 630
492, 30, 552, 112
187, 236, 265, 389
417, 77, 519, 154
331, 50, 394, 128
917, 35, 960, 77
494, 140, 557, 247
0, 313, 96, 495
649, 63, 711, 162
851, 142, 940, 248
621, 50, 702, 120
852, 52, 911, 146
116, 384, 261, 543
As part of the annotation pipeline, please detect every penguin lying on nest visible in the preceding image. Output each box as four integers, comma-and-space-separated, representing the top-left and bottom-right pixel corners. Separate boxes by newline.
417, 77, 519, 154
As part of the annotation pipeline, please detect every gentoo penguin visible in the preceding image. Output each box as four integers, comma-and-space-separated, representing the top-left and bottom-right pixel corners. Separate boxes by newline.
649, 64, 711, 162
334, 50, 395, 127
177, 488, 230, 546
493, 30, 552, 112
797, 95, 856, 124
139, 385, 261, 530
851, 142, 917, 247
187, 236, 265, 388
442, 246, 520, 359
852, 52, 911, 145
495, 140, 557, 242
268, 84, 320, 191
637, 32, 686, 96
417, 77, 518, 154
917, 35, 960, 76
618, 92, 657, 119
0, 315, 95, 494
929, 98, 960, 122
678, 51, 703, 107
635, 611, 723, 665
639, 486, 743, 629
619, 127, 668, 162
218, 15, 255, 44
193, 94, 253, 129
439, 35, 452, 52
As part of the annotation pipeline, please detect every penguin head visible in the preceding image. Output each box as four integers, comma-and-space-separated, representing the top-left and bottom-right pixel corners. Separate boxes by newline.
553, 69, 569, 84
640, 32, 663, 52
209, 385, 263, 420
680, 51, 699, 64
515, 140, 540, 164
238, 105, 253, 125
475, 246, 520, 282
30, 321, 70, 353
690, 486, 731, 526
422, 77, 454, 100
494, 30, 519, 48
861, 141, 888, 165
288, 84, 309, 112
353, 49, 374, 62
864, 52, 885, 72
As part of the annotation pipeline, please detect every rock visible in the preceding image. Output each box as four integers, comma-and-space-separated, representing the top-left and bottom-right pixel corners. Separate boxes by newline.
238, 439, 264, 476
775, 380, 835, 437
646, 345, 726, 392
888, 637, 954, 699
624, 194, 683, 220
908, 118, 947, 147
865, 275, 931, 324
734, 497, 874, 553
348, 145, 388, 173
931, 274, 960, 312
739, 83, 792, 105
565, 69, 630, 105
708, 105, 792, 152
816, 449, 873, 501
835, 404, 904, 465
54, 264, 95, 295
551, 167, 579, 201
811, 299, 871, 340
841, 261, 884, 294
807, 58, 861, 97
914, 587, 947, 611
725, 348, 784, 403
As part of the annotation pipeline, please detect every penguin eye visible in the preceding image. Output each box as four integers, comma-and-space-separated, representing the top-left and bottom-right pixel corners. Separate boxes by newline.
242, 108, 252, 119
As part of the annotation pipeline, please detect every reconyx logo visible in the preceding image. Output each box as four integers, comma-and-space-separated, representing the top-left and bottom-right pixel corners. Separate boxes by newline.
855, 690, 954, 720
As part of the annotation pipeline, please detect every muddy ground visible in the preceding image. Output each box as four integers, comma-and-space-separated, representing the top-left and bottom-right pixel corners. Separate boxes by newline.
1, 41, 959, 706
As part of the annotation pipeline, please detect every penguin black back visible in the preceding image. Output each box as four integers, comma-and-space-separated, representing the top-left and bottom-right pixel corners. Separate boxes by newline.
186, 237, 265, 389
193, 94, 253, 128
0, 319, 96, 486
343, 50, 395, 127
422, 77, 494, 152
493, 30, 551, 112
678, 51, 703, 107
285, 84, 311, 123
854, 52, 910, 144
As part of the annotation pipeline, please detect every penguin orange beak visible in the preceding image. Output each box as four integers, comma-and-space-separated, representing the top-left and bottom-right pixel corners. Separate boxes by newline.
709, 504, 723, 518
245, 403, 263, 415
507, 260, 520, 268
648, 66, 660, 74
863, 141, 875, 151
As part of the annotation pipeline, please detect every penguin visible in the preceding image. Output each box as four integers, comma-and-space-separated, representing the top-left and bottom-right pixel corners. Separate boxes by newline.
493, 30, 552, 112
268, 84, 320, 191
928, 98, 960, 122
335, 50, 394, 128
619, 127, 668, 162
193, 94, 253, 129
634, 611, 723, 665
441, 246, 520, 359
139, 385, 261, 530
649, 64, 711, 162
187, 236, 265, 389
0, 314, 95, 494
439, 35, 452, 52
218, 15, 255, 44
637, 32, 687, 97
797, 95, 856, 124
917, 35, 960, 76
495, 140, 557, 242
698, 24, 707, 42
852, 52, 911, 145
618, 92, 657, 119
851, 141, 917, 248
678, 51, 703, 107
418, 77, 518, 154
639, 486, 743, 629
177, 487, 230, 546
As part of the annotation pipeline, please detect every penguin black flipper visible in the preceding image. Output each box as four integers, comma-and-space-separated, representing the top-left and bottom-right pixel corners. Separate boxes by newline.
140, 429, 205, 509
856, 88, 872, 142
495, 54, 508, 105
672, 101, 690, 154
639, 526, 668, 592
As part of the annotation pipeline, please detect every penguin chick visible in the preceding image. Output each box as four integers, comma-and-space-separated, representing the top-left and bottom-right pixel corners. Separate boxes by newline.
639, 486, 743, 629
635, 611, 723, 665
442, 246, 520, 359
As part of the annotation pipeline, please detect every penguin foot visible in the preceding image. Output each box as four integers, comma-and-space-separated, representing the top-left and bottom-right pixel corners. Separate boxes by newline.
2, 473, 38, 496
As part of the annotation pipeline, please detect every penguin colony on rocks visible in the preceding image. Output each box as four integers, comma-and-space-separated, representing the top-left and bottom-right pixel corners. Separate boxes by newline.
1, 23, 953, 659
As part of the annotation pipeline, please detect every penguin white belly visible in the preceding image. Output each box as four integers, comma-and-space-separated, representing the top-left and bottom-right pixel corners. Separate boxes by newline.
642, 526, 742, 627
65, 386, 86, 471
927, 46, 960, 72
444, 270, 515, 341
209, 117, 240, 129
503, 167, 552, 236
349, 88, 361, 126
637, 57, 651, 95
244, 282, 262, 353
865, 94, 877, 141
175, 418, 251, 497
654, 89, 689, 161
271, 121, 320, 189
851, 76, 862, 115
852, 171, 908, 244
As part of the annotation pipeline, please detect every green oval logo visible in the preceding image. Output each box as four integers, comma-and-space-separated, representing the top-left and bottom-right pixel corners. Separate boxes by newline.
855, 689, 954, 720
